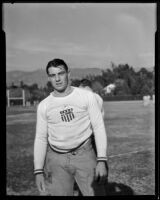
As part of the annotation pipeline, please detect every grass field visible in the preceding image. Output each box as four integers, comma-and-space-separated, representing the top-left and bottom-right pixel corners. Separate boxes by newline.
6, 100, 155, 196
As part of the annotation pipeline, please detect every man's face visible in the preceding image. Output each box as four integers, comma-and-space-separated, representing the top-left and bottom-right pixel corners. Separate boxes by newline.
48, 66, 70, 92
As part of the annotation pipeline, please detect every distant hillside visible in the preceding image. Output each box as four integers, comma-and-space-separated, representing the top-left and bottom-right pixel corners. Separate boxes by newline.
6, 68, 102, 87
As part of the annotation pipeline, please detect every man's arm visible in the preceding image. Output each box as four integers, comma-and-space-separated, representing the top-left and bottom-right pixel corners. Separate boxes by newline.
100, 99, 105, 119
88, 93, 107, 158
87, 93, 108, 183
34, 102, 48, 193
34, 102, 48, 172
94, 93, 105, 119
34, 103, 47, 170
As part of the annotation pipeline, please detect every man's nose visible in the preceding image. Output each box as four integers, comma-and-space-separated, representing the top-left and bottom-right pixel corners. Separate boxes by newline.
55, 75, 60, 81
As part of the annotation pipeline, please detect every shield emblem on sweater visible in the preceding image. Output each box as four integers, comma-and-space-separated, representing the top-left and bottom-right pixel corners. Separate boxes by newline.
60, 108, 75, 122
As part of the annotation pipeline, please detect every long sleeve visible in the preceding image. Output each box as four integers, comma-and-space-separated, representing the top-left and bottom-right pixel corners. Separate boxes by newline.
94, 93, 105, 119
87, 93, 107, 158
101, 105, 105, 119
98, 97, 105, 119
34, 102, 48, 170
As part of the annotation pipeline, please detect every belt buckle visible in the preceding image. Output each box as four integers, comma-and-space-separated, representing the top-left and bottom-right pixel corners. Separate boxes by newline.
71, 150, 77, 155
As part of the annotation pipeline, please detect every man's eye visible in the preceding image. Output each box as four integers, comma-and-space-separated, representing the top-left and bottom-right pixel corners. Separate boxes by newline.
59, 72, 65, 75
49, 74, 55, 77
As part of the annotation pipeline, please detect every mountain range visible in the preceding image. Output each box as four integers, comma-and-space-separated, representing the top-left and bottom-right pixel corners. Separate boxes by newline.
6, 68, 103, 87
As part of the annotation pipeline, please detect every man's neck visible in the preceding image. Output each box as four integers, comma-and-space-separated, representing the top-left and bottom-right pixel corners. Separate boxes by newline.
52, 86, 73, 97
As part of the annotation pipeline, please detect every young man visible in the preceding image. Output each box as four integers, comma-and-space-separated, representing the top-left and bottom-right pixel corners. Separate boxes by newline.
79, 79, 105, 118
34, 58, 108, 196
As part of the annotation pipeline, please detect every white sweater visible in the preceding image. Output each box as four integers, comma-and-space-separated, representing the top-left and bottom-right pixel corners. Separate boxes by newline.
82, 87, 105, 118
34, 87, 107, 170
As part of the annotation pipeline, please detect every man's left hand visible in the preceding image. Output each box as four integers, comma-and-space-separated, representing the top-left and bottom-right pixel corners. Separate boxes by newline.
95, 161, 109, 185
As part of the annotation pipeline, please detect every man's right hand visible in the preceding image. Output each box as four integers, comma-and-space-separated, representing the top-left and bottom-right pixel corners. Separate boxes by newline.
35, 174, 46, 193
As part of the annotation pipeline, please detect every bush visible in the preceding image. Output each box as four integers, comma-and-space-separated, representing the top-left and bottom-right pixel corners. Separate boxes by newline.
102, 95, 143, 101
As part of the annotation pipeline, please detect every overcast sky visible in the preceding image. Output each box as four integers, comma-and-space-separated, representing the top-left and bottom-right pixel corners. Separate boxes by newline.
3, 3, 156, 72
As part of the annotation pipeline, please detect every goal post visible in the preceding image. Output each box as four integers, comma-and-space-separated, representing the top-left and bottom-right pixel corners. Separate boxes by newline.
7, 88, 25, 107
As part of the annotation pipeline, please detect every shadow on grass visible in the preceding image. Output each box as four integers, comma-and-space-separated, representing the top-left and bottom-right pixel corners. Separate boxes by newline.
91, 181, 134, 196
74, 181, 134, 196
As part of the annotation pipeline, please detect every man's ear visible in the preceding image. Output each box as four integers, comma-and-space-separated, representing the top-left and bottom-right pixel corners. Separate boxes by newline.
67, 70, 71, 86
67, 70, 71, 78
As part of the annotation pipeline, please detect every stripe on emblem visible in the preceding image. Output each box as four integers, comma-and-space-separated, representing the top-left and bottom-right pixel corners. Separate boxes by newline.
66, 114, 70, 122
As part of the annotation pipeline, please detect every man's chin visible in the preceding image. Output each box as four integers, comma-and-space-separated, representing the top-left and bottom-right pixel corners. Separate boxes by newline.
55, 87, 65, 93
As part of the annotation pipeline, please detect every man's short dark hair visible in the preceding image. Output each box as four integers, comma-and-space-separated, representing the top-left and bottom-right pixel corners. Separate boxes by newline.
79, 79, 92, 88
46, 58, 69, 74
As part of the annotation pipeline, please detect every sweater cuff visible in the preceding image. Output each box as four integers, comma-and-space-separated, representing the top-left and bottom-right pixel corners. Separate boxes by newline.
97, 157, 108, 162
34, 169, 44, 175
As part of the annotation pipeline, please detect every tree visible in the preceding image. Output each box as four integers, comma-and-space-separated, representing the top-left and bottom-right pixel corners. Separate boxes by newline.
114, 79, 131, 95
140, 84, 151, 96
20, 80, 24, 88
102, 68, 115, 86
43, 81, 53, 95
11, 82, 18, 88
30, 88, 46, 103
92, 81, 103, 94
29, 83, 39, 91
71, 79, 81, 87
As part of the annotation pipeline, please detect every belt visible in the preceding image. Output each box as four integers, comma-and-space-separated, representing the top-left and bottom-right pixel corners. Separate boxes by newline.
49, 137, 91, 154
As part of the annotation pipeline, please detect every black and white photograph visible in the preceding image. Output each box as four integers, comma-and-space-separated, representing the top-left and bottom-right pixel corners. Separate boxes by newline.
4, 3, 156, 196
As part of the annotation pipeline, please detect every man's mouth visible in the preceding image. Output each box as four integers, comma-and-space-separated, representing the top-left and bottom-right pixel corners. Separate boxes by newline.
56, 83, 62, 86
